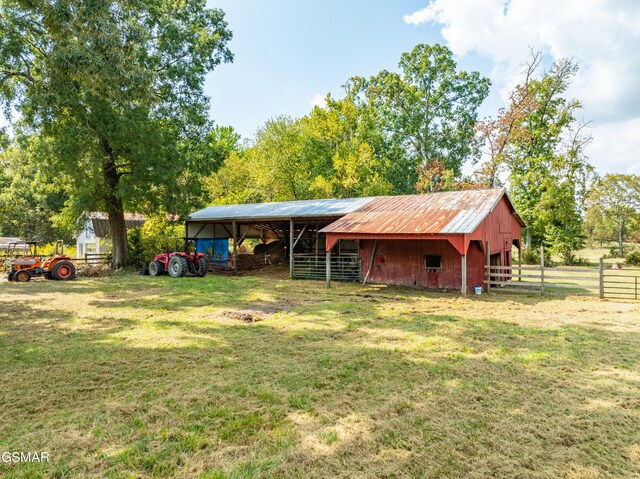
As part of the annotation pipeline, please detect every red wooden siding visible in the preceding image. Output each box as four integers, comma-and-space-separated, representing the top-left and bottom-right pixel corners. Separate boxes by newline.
468, 195, 523, 258
359, 239, 486, 291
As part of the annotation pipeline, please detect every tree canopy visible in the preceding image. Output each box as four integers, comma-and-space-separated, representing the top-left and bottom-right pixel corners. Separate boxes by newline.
208, 44, 490, 204
0, 31, 619, 266
585, 174, 640, 257
0, 0, 233, 267
473, 53, 595, 263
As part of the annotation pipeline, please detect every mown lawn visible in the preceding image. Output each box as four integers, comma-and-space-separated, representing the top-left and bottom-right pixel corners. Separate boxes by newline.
0, 269, 639, 478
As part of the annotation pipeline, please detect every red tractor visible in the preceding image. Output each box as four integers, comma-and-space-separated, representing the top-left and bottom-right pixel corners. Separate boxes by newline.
148, 239, 207, 278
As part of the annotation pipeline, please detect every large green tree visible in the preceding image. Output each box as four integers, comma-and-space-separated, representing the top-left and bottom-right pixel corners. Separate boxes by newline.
208, 95, 416, 205
0, 0, 232, 267
350, 44, 490, 189
303, 94, 409, 198
475, 53, 594, 263
586, 174, 640, 257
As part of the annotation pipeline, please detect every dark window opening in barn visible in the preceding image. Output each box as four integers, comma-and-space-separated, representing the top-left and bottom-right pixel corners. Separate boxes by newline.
489, 253, 501, 282
425, 255, 442, 272
338, 240, 358, 254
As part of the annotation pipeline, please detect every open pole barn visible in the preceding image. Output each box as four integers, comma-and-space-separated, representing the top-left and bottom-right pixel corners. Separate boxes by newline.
186, 188, 525, 294
185, 197, 374, 275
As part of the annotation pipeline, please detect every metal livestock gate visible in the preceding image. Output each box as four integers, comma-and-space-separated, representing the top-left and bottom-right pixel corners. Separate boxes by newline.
292, 253, 361, 281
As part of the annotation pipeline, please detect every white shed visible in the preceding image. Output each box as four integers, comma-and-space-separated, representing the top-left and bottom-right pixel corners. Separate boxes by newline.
75, 212, 146, 258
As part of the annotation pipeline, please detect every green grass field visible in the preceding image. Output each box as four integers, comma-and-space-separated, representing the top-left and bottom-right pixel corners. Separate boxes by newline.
1, 269, 639, 478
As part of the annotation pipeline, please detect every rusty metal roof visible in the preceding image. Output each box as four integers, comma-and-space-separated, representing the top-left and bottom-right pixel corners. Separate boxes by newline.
189, 197, 377, 222
85, 212, 147, 238
320, 188, 525, 235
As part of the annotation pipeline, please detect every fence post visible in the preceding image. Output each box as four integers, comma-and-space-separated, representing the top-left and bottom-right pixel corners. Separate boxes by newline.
486, 240, 490, 293
540, 245, 544, 294
518, 245, 522, 282
599, 257, 604, 299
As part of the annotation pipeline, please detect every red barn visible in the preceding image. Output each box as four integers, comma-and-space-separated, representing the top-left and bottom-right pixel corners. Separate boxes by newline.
320, 188, 525, 293
186, 188, 525, 294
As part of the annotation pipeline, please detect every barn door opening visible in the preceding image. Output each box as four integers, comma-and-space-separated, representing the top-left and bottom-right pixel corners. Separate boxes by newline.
490, 253, 501, 282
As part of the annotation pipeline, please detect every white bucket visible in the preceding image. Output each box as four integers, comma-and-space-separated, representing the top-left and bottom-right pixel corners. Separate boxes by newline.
474, 286, 482, 295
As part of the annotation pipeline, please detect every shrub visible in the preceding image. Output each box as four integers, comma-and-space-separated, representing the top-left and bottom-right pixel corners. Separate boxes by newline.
626, 251, 640, 266
520, 247, 539, 265
608, 245, 625, 258
127, 217, 184, 268
521, 247, 555, 266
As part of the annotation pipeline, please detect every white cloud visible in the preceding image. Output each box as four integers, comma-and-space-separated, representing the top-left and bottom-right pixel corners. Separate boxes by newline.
310, 92, 327, 108
588, 118, 640, 174
404, 0, 640, 174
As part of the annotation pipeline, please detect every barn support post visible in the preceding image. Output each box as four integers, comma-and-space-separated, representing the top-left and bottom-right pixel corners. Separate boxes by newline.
486, 240, 490, 293
540, 245, 545, 294
232, 221, 238, 271
315, 223, 319, 268
461, 253, 467, 295
518, 242, 522, 282
599, 257, 604, 299
326, 248, 331, 288
289, 219, 294, 278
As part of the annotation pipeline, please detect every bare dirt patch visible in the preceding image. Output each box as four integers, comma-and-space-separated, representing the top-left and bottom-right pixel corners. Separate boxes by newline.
222, 310, 265, 323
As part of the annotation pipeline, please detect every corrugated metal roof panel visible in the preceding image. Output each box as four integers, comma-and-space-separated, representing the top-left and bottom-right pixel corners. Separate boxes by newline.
189, 197, 377, 222
321, 188, 520, 235
85, 212, 147, 238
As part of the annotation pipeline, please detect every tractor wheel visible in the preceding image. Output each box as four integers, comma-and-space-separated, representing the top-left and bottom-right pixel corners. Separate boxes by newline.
148, 260, 165, 276
15, 270, 31, 282
195, 256, 208, 277
7, 271, 14, 282
51, 260, 76, 280
168, 255, 188, 278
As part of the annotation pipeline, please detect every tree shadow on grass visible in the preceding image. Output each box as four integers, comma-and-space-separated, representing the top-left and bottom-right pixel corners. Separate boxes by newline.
1, 276, 638, 478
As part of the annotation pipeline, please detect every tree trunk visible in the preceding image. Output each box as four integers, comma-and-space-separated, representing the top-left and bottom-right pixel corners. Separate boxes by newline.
100, 138, 129, 269
106, 194, 129, 269
618, 224, 624, 258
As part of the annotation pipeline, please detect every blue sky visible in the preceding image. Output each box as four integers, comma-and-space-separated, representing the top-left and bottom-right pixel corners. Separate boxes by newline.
206, 0, 467, 138
205, 0, 640, 175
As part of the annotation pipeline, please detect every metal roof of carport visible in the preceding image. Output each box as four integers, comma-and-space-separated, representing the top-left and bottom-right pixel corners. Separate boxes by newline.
188, 197, 377, 222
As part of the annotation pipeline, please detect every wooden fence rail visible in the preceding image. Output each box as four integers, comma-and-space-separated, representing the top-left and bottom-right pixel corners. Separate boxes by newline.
73, 253, 112, 265
485, 247, 640, 300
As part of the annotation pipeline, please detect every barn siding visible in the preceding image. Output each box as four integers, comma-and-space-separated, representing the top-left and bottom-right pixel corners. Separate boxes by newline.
469, 196, 523, 262
360, 239, 486, 291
